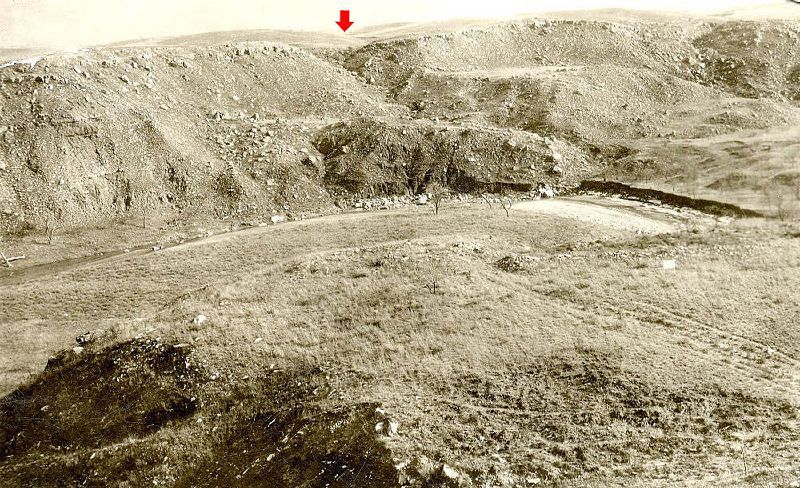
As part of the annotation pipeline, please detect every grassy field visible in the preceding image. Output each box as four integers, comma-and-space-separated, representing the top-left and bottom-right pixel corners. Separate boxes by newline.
0, 197, 798, 486
605, 124, 800, 221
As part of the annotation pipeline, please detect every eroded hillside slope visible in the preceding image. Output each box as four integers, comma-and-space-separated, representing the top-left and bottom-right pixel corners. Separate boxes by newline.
340, 19, 800, 147
2, 17, 799, 233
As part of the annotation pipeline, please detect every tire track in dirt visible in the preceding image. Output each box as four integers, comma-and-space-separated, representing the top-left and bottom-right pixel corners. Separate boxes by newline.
602, 300, 800, 402
496, 263, 800, 401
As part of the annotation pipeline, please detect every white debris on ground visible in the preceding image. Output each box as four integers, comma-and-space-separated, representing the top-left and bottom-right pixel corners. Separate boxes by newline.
0, 56, 42, 69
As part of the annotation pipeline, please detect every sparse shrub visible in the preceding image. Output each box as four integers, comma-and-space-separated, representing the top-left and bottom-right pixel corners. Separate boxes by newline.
763, 182, 799, 221
496, 255, 526, 273
426, 181, 448, 216
8, 220, 36, 238
366, 256, 386, 268
44, 207, 64, 245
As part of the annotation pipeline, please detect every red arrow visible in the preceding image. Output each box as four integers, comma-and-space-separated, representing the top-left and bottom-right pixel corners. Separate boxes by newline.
336, 10, 353, 32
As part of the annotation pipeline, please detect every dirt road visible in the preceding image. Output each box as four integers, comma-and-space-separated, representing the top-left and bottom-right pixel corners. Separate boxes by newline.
515, 197, 680, 234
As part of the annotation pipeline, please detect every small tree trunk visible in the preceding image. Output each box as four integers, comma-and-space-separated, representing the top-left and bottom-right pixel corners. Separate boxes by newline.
46, 219, 54, 245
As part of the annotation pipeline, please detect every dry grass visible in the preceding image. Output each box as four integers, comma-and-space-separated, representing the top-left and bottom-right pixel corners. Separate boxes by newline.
1, 202, 798, 486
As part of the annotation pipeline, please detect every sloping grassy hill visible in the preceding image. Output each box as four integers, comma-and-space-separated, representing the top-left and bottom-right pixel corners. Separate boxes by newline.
0, 200, 798, 486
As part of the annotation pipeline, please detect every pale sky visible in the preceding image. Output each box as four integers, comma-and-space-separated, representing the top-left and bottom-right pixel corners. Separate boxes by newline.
0, 0, 791, 48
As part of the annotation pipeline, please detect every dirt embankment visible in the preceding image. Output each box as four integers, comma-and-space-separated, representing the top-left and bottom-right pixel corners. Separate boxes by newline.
578, 180, 764, 218
313, 118, 590, 196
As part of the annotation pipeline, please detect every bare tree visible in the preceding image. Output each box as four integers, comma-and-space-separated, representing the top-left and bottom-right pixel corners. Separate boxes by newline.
500, 191, 513, 217
420, 257, 447, 295
775, 190, 799, 222
137, 189, 151, 229
481, 193, 493, 209
682, 160, 699, 199
762, 183, 776, 216
44, 207, 63, 245
426, 181, 448, 216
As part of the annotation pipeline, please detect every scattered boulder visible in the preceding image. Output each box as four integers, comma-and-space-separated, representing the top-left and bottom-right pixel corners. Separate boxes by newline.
536, 183, 557, 199
193, 314, 208, 325
76, 329, 112, 347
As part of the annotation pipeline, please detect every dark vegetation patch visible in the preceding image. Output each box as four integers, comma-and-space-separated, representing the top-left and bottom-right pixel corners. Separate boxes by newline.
578, 180, 764, 218
0, 358, 400, 487
0, 338, 203, 457
312, 118, 578, 196
430, 349, 798, 483
182, 403, 398, 488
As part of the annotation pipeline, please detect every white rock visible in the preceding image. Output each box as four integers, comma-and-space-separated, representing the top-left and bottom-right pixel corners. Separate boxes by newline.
388, 420, 400, 437
72, 346, 84, 355
271, 215, 286, 224
442, 464, 459, 479
193, 314, 207, 325
662, 260, 677, 270
416, 194, 429, 205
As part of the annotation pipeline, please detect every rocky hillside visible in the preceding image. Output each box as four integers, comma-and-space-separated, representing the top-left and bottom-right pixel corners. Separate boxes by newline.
1, 17, 799, 234
0, 43, 404, 233
340, 19, 800, 146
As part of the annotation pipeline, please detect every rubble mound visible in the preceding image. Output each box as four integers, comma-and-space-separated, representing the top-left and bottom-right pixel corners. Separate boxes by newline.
340, 19, 800, 146
0, 347, 403, 487
0, 42, 406, 232
693, 21, 800, 100
184, 403, 398, 487
313, 118, 590, 196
